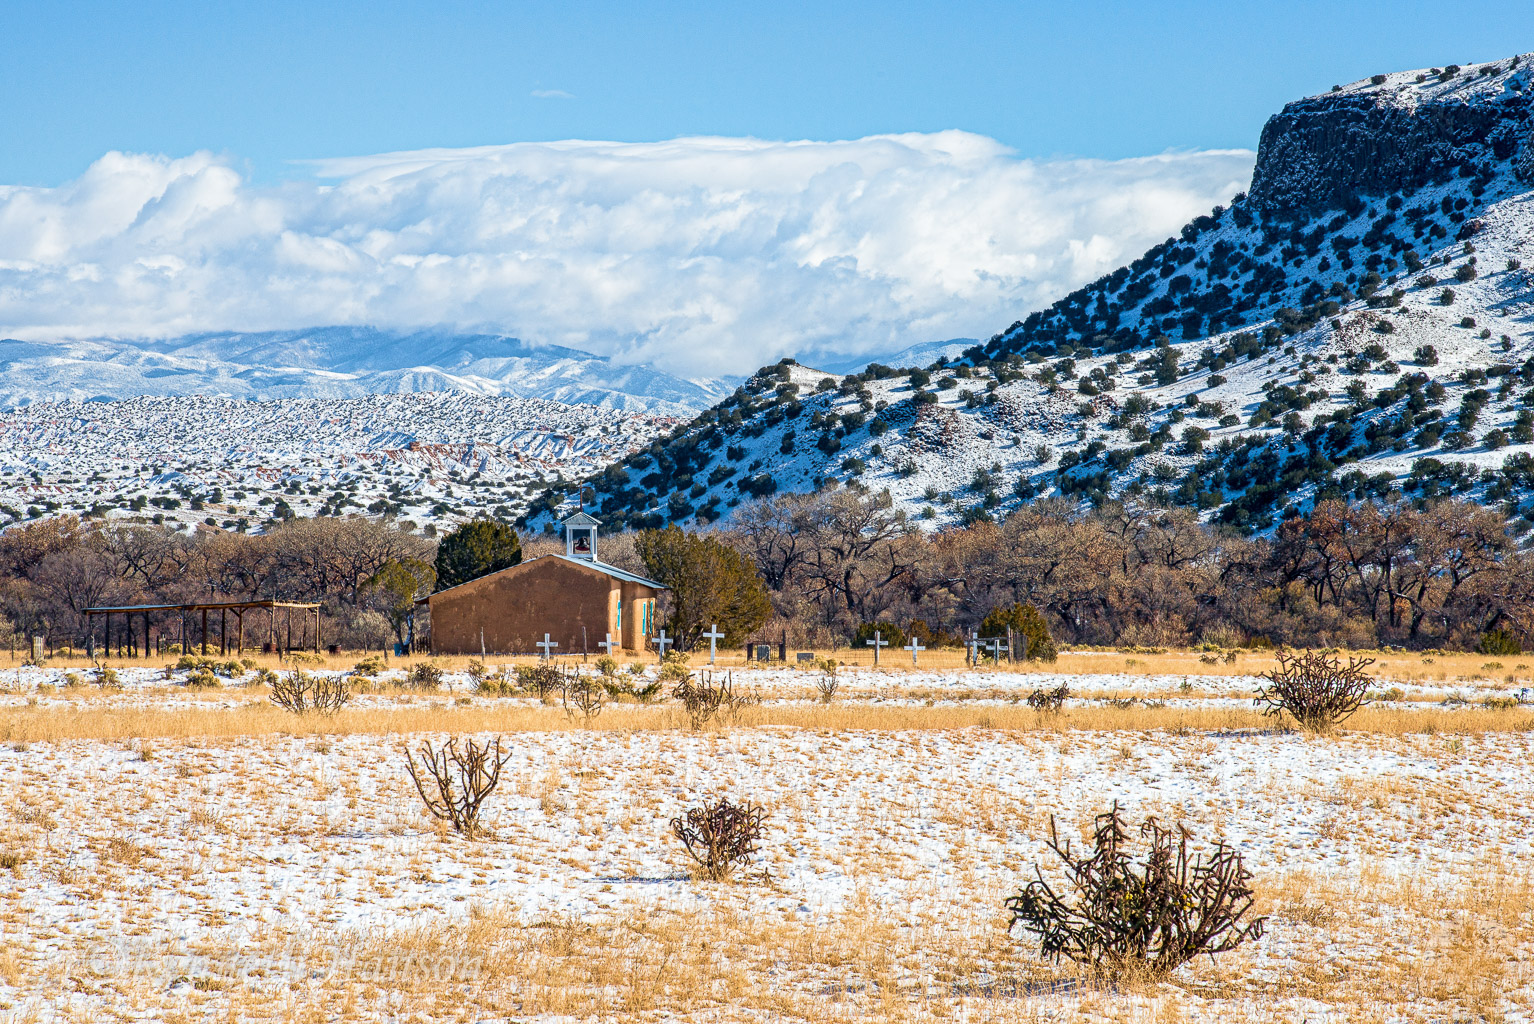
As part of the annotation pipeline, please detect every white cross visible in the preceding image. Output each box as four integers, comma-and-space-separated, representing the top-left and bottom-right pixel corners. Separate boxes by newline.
904, 636, 926, 666
702, 623, 725, 665
865, 629, 888, 666
968, 631, 980, 666
597, 633, 618, 657
536, 633, 558, 660
651, 629, 672, 662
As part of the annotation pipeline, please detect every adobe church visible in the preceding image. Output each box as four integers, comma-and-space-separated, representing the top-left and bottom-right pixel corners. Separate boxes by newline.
418, 513, 667, 656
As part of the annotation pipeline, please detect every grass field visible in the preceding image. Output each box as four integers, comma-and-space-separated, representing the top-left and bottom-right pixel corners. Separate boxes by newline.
2, 652, 1531, 1021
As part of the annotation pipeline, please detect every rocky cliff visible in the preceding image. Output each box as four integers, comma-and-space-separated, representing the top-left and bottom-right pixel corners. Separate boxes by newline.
1249, 57, 1534, 216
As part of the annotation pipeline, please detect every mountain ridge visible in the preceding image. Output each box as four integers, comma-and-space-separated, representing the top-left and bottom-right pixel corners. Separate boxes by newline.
0, 326, 740, 415
526, 53, 1534, 536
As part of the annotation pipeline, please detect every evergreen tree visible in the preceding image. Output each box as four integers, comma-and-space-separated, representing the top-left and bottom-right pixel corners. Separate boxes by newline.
979, 603, 1058, 662
434, 519, 522, 590
635, 525, 771, 650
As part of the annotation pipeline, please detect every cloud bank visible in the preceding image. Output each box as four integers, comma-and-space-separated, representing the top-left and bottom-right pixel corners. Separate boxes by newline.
0, 133, 1253, 375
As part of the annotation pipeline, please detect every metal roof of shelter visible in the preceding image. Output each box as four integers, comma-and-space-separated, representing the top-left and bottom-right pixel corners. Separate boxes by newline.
85, 600, 320, 614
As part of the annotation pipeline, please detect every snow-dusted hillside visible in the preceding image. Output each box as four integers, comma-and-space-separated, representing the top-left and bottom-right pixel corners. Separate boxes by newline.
0, 392, 678, 532
0, 327, 737, 415
543, 54, 1534, 534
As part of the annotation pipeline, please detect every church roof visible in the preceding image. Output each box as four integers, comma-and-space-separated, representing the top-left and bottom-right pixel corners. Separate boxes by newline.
560, 511, 602, 527
549, 555, 667, 589
419, 553, 667, 603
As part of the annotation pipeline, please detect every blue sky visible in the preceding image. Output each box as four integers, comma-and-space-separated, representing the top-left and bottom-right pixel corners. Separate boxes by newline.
1, 3, 1529, 371
4, 0, 1529, 185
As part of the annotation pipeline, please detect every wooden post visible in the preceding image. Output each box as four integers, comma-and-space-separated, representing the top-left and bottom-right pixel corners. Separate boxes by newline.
103, 612, 110, 660
144, 613, 150, 660
315, 609, 321, 653
236, 610, 244, 654
221, 608, 227, 655
201, 608, 208, 656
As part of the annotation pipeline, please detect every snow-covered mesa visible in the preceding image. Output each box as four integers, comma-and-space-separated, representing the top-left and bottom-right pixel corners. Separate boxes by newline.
0, 135, 1253, 376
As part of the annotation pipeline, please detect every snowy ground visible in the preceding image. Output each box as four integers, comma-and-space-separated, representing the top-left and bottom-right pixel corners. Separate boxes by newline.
1, 662, 1531, 1021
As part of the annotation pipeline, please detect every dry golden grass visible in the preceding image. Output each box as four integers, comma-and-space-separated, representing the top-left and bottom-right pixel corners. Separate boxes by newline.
2, 695, 1531, 745
15, 642, 1531, 687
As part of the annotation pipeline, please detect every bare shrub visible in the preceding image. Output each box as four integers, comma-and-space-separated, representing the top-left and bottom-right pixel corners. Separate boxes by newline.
672, 671, 720, 728
815, 657, 839, 704
1006, 802, 1265, 982
1027, 683, 1070, 712
403, 736, 511, 838
269, 670, 351, 716
670, 797, 769, 881
407, 661, 444, 690
562, 675, 606, 721
1255, 650, 1375, 731
673, 670, 754, 728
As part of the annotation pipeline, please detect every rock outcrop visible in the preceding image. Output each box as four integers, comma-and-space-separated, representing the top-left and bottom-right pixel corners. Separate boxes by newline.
1248, 57, 1534, 216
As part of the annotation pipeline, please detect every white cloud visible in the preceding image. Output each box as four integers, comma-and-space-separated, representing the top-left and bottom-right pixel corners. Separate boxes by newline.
530, 89, 575, 100
0, 133, 1253, 376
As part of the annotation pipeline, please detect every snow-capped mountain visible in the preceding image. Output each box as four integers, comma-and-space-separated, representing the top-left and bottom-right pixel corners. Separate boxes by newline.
0, 326, 738, 415
536, 54, 1534, 534
815, 339, 979, 375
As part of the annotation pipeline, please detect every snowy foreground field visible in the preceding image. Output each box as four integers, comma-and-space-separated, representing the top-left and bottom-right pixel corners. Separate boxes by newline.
1, 658, 1532, 1022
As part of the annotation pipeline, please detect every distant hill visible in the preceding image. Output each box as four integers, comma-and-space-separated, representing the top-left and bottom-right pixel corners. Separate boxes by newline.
530, 53, 1534, 535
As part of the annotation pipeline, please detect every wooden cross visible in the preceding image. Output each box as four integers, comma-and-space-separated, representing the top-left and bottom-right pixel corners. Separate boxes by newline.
597, 633, 618, 657
651, 629, 672, 662
865, 629, 888, 666
988, 638, 1008, 664
904, 636, 926, 667
702, 623, 725, 665
967, 631, 980, 667
536, 633, 559, 660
